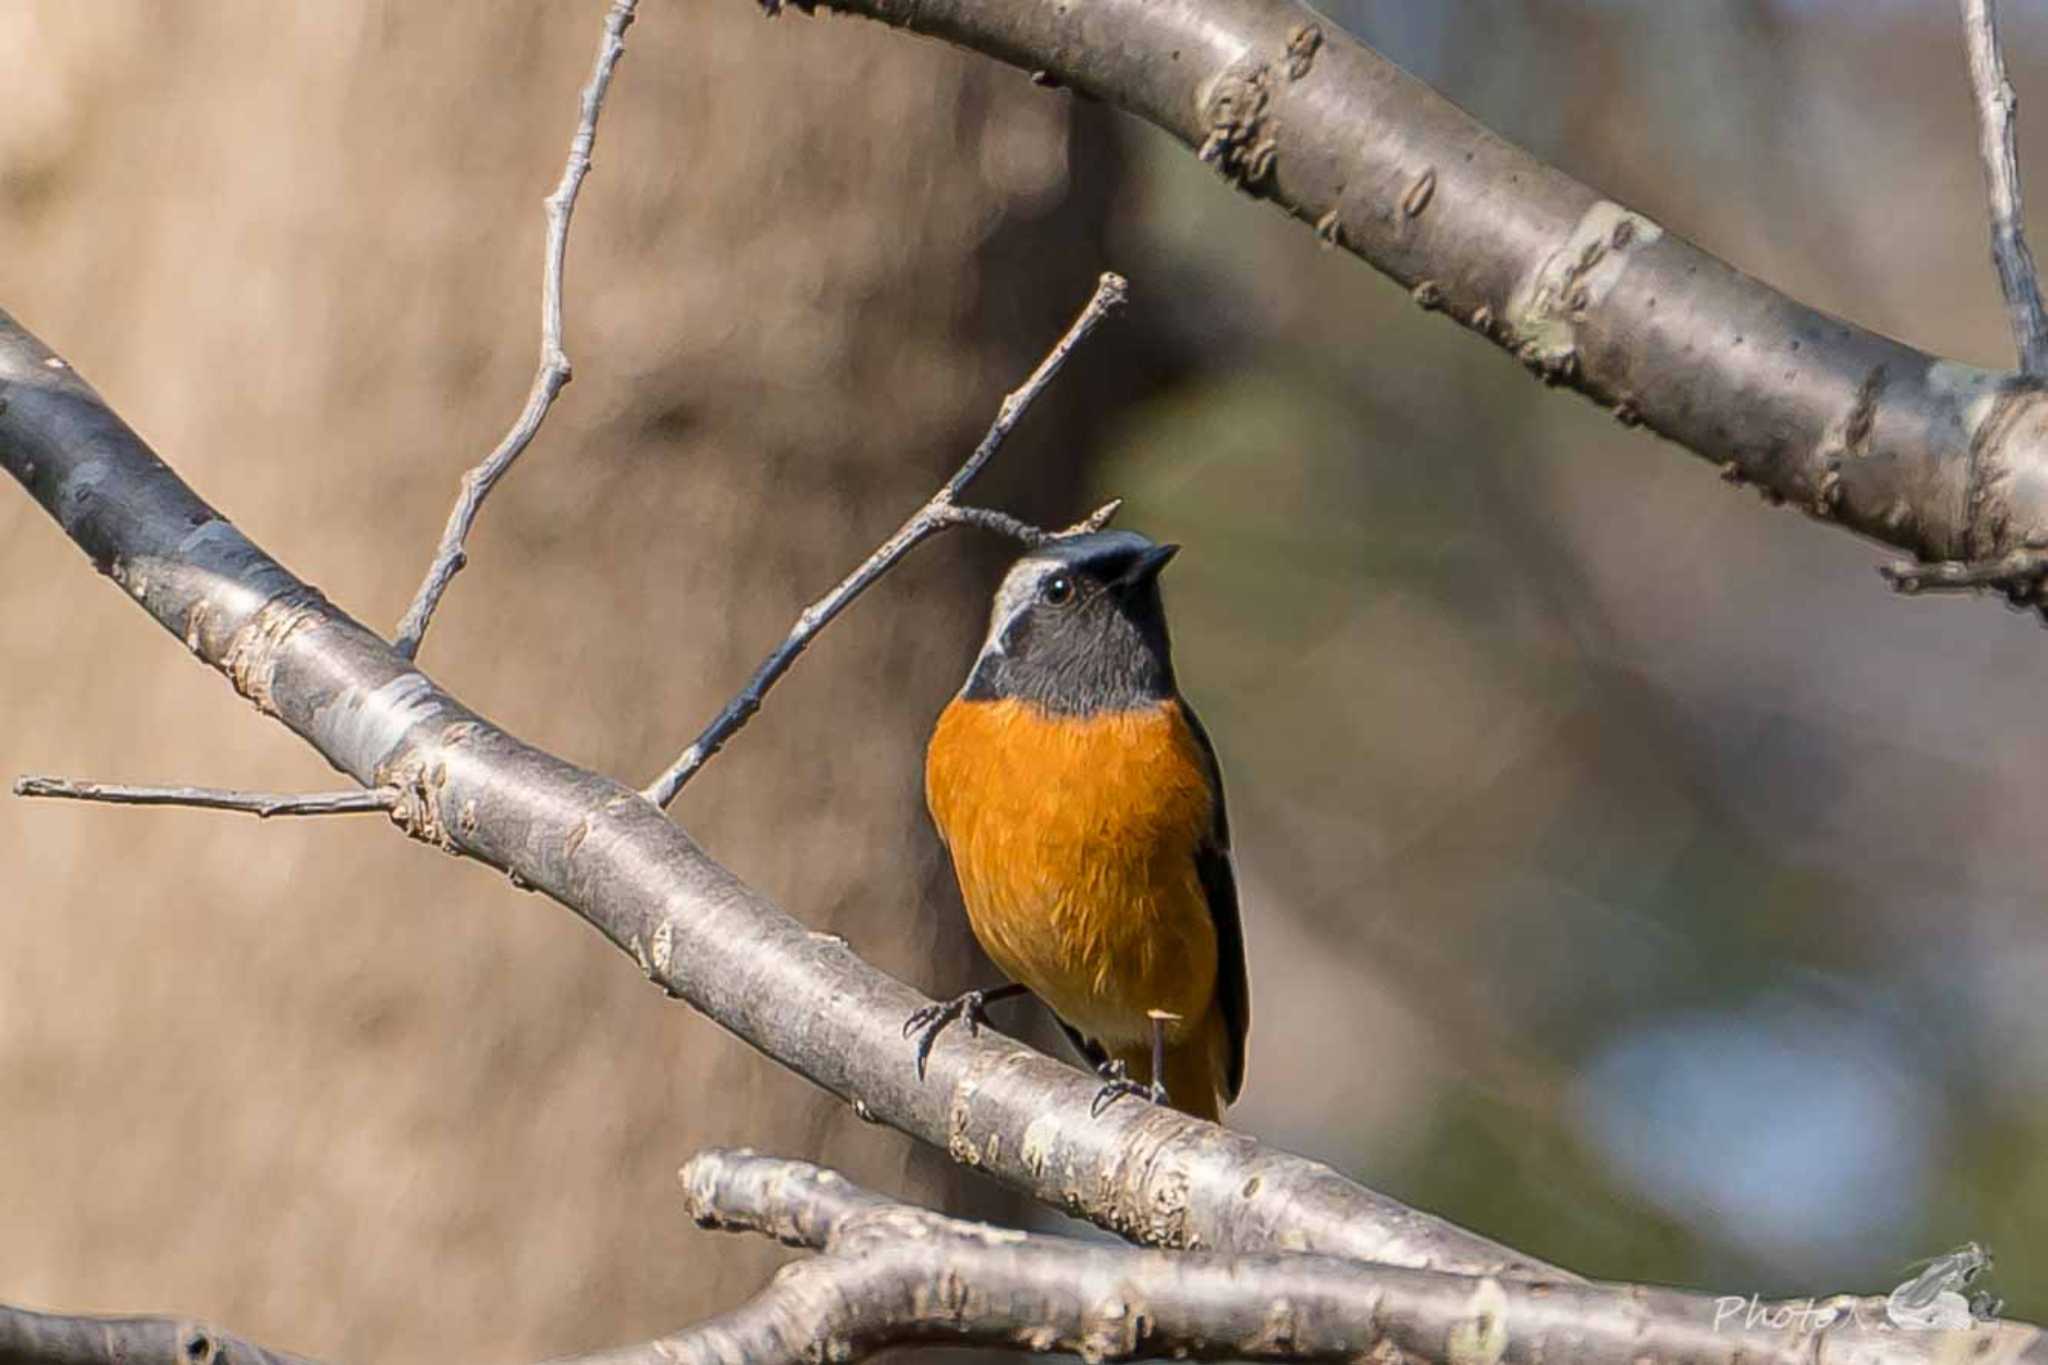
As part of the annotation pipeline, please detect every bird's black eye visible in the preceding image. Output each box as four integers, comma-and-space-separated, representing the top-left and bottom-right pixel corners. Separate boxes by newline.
1041, 574, 1075, 606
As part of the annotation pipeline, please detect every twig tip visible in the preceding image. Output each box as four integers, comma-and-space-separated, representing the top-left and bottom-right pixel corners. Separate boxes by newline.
1060, 498, 1124, 537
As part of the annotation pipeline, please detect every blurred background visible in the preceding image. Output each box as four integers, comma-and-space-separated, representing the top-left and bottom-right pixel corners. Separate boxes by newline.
1, 0, 2044, 1358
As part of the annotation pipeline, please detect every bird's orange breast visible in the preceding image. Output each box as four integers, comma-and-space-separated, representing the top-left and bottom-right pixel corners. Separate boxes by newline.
925, 695, 1218, 1049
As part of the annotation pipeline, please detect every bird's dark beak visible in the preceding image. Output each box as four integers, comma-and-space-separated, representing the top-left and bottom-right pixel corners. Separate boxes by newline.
1116, 543, 1180, 589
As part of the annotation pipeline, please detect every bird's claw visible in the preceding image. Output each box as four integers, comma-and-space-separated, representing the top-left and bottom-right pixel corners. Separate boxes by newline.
903, 989, 990, 1081
1089, 1058, 1166, 1117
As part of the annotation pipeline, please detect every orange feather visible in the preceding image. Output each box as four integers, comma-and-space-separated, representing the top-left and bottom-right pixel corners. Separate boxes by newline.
926, 696, 1230, 1118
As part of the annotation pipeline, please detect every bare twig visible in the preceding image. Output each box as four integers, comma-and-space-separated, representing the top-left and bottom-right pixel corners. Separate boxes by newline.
1879, 547, 2048, 608
392, 0, 639, 659
1963, 0, 2048, 374
557, 1150, 2033, 1365
639, 272, 1128, 810
14, 777, 394, 818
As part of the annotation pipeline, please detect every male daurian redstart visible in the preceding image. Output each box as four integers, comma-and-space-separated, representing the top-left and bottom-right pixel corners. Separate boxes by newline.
908, 530, 1250, 1120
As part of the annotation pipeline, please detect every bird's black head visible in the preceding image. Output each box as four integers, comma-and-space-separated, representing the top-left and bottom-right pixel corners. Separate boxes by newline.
961, 530, 1181, 715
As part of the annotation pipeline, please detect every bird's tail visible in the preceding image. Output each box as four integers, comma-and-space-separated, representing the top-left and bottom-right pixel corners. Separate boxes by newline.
1109, 1005, 1232, 1122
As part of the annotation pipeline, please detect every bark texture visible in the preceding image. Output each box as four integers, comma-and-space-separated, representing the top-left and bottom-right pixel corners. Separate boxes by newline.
5, 1153, 2040, 1365
790, 0, 2048, 575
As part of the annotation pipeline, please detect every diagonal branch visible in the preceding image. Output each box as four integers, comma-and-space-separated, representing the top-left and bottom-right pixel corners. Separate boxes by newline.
772, 0, 2048, 611
640, 272, 1127, 809
392, 0, 638, 660
1962, 0, 2048, 375
0, 307, 1546, 1278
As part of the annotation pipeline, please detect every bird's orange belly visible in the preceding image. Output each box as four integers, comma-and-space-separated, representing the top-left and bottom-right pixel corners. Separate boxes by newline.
926, 697, 1218, 1047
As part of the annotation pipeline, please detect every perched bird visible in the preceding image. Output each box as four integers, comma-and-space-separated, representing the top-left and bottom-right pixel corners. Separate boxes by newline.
910, 530, 1249, 1120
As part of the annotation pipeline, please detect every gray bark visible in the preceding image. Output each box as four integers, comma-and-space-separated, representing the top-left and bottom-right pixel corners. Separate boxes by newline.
6, 1152, 2034, 1365
788, 0, 2048, 581
0, 1306, 316, 1365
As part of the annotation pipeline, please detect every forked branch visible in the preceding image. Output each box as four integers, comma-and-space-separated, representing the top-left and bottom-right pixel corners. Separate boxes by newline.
5, 1151, 2027, 1365
573, 1151, 2016, 1365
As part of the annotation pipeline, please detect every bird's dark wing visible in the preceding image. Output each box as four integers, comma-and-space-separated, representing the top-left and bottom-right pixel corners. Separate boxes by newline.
1056, 1020, 1109, 1073
1180, 700, 1250, 1102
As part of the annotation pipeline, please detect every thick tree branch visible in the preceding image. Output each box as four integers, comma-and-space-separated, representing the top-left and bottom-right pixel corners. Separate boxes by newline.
641, 272, 1127, 809
561, 1151, 2044, 1365
1963, 0, 2048, 375
0, 311, 1545, 1278
13, 777, 394, 817
392, 0, 638, 660
774, 0, 2048, 604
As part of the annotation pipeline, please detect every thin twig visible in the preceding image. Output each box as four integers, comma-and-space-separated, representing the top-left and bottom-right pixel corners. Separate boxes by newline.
392, 0, 639, 659
1962, 0, 2048, 374
1878, 547, 2048, 607
14, 777, 395, 818
639, 272, 1128, 810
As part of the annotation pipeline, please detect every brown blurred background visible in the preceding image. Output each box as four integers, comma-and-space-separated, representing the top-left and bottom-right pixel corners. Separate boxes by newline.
3, 0, 2047, 1359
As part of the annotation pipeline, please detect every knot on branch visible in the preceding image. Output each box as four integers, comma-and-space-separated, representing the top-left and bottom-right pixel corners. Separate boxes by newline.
1283, 25, 1323, 81
381, 753, 456, 851
1198, 65, 1276, 190
1505, 201, 1662, 386
219, 592, 325, 716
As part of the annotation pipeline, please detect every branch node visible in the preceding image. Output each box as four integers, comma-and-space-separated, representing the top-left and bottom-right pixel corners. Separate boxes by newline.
13, 778, 395, 819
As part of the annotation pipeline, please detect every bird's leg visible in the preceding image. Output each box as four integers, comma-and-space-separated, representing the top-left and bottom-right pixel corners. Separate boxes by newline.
1147, 1010, 1174, 1104
903, 982, 1032, 1080
1089, 1010, 1177, 1116
1089, 1058, 1150, 1116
